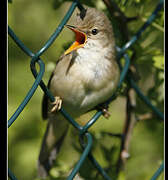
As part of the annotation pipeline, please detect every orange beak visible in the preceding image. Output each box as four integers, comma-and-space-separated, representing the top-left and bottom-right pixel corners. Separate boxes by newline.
64, 25, 87, 55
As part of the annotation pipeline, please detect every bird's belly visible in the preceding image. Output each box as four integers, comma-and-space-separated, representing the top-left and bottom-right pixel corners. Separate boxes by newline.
54, 75, 115, 117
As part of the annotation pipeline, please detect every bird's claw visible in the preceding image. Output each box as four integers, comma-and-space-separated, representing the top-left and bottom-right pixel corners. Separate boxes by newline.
97, 104, 111, 119
51, 96, 62, 113
102, 108, 111, 119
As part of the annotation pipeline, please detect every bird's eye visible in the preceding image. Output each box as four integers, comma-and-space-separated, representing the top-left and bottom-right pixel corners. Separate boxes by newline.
91, 29, 99, 35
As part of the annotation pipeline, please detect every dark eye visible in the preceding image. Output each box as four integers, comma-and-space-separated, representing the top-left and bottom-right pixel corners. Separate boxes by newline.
91, 29, 99, 35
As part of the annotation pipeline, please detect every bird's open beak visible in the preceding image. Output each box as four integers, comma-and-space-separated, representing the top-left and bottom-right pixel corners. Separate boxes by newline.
64, 25, 87, 55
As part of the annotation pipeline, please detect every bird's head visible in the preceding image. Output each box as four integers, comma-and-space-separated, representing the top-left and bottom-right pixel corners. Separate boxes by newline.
64, 7, 115, 55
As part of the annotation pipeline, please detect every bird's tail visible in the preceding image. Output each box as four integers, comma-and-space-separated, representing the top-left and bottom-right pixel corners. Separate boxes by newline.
37, 114, 69, 178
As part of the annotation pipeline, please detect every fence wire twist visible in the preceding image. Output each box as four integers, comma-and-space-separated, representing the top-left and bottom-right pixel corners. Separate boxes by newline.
8, 0, 164, 179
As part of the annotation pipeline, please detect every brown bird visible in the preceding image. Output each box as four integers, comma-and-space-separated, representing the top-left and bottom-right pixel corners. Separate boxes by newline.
38, 6, 120, 178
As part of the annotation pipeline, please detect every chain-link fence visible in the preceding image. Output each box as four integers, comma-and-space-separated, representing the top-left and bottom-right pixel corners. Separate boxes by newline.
8, 0, 164, 179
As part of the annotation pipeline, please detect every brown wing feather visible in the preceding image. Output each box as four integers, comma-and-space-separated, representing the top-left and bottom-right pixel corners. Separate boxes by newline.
42, 72, 54, 120
42, 53, 74, 120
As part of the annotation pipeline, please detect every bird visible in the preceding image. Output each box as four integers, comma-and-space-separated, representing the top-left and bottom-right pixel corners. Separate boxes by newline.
37, 6, 120, 178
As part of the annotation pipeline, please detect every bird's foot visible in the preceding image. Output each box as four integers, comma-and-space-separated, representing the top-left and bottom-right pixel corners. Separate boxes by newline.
51, 96, 62, 113
102, 108, 111, 119
97, 104, 111, 119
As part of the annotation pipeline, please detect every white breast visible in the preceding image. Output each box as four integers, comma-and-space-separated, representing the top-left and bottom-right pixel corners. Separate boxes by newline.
75, 39, 113, 87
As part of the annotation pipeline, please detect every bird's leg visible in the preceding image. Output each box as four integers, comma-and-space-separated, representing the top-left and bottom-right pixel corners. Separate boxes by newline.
51, 96, 62, 113
96, 103, 111, 119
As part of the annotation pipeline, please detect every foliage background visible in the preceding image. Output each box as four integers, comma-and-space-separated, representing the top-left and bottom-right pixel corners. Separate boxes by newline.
8, 0, 164, 179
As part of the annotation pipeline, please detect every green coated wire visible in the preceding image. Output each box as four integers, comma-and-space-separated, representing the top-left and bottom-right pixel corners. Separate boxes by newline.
8, 168, 18, 180
88, 153, 112, 180
67, 133, 93, 180
78, 135, 112, 180
129, 78, 164, 120
118, 0, 164, 58
8, 59, 45, 127
31, 1, 79, 60
150, 162, 164, 180
80, 111, 103, 135
118, 53, 130, 88
60, 108, 82, 131
105, 48, 130, 105
8, 26, 34, 57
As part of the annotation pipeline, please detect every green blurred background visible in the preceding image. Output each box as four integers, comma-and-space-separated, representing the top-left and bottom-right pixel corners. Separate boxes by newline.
8, 0, 164, 179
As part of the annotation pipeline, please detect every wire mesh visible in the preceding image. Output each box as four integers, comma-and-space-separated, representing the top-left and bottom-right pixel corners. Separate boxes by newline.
8, 0, 164, 179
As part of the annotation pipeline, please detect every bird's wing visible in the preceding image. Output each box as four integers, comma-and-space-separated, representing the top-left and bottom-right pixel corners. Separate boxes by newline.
42, 53, 73, 120
42, 71, 54, 120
